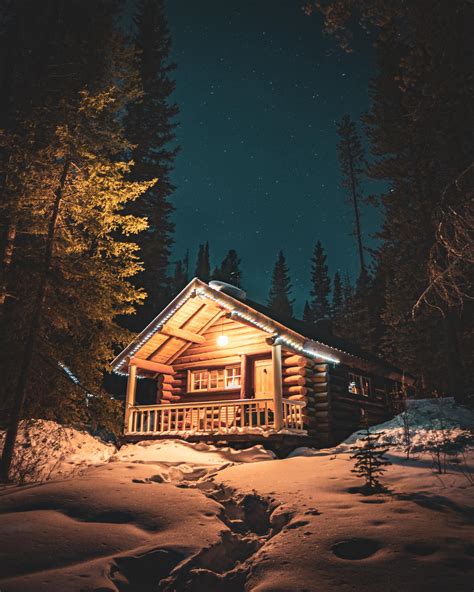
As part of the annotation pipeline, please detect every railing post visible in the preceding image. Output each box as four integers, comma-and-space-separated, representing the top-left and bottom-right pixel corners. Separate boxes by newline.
272, 344, 284, 430
124, 362, 137, 434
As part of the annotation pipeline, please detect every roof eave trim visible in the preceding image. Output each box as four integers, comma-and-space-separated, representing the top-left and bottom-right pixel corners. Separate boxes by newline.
111, 278, 207, 375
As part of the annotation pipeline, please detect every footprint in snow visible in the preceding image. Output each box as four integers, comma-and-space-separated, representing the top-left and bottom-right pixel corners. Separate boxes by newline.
332, 538, 380, 560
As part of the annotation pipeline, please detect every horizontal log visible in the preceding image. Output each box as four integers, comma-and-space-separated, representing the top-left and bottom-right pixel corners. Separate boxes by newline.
283, 367, 309, 377
161, 385, 183, 395
156, 374, 174, 385
287, 394, 309, 402
282, 386, 308, 396
130, 357, 175, 375
313, 392, 329, 401
283, 375, 308, 386
313, 364, 328, 373
179, 335, 268, 357
313, 384, 329, 394
174, 346, 270, 367
329, 374, 347, 385
282, 355, 313, 367
312, 374, 328, 384
313, 402, 330, 411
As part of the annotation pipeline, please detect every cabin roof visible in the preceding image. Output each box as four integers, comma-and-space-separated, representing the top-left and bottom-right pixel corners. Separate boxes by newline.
111, 278, 412, 383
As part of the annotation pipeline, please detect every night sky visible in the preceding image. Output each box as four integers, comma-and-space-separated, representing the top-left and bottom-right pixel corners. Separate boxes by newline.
166, 0, 381, 315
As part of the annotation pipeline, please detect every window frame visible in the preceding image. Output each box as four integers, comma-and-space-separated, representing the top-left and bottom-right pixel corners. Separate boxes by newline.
188, 365, 242, 393
348, 372, 372, 397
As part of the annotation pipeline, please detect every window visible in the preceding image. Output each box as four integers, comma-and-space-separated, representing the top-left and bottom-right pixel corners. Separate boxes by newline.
348, 373, 371, 397
192, 370, 208, 391
225, 366, 241, 389
189, 366, 241, 392
209, 369, 225, 390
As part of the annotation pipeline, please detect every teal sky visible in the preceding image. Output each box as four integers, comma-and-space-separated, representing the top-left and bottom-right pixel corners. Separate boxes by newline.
166, 0, 381, 315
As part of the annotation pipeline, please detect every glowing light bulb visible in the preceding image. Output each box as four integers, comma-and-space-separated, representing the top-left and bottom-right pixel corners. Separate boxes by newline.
217, 334, 229, 347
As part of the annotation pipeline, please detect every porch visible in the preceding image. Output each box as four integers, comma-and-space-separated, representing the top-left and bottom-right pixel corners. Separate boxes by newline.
125, 397, 306, 436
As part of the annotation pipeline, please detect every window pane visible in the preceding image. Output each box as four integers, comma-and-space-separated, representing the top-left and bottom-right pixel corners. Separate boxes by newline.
348, 373, 359, 394
225, 366, 241, 388
192, 370, 208, 391
209, 369, 224, 389
361, 377, 371, 397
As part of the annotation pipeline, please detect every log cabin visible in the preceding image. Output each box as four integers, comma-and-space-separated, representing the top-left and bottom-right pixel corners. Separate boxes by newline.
112, 278, 413, 447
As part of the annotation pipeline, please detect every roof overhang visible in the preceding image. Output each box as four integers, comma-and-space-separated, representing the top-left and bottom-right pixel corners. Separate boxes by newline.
111, 278, 413, 384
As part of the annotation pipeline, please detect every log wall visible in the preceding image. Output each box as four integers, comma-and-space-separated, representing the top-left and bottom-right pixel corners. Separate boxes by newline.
282, 352, 402, 445
281, 350, 332, 446
157, 317, 271, 404
145, 313, 403, 440
327, 364, 395, 444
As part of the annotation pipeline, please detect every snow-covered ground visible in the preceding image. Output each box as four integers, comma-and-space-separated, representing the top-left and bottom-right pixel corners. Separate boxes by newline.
0, 419, 116, 482
0, 399, 473, 591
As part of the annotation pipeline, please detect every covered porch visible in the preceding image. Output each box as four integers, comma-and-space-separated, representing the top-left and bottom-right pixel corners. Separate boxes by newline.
123, 344, 306, 437
126, 397, 306, 436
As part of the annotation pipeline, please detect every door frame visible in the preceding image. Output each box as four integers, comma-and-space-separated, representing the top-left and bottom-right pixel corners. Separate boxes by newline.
246, 353, 272, 399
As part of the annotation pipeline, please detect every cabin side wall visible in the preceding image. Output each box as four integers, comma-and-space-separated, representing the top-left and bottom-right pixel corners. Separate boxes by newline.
327, 364, 405, 444
282, 353, 407, 445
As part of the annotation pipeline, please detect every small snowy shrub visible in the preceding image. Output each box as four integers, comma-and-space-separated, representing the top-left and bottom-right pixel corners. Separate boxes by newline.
350, 427, 392, 492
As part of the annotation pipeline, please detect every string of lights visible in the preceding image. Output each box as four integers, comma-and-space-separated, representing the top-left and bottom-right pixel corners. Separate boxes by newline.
113, 281, 345, 375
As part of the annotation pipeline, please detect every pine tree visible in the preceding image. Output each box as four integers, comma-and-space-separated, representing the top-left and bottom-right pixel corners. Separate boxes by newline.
171, 258, 188, 295
303, 301, 312, 323
195, 242, 210, 282
0, 0, 120, 309
125, 0, 178, 320
268, 251, 294, 320
309, 241, 331, 321
336, 114, 367, 275
213, 249, 242, 286
350, 269, 375, 351
331, 273, 354, 340
332, 271, 344, 318
350, 426, 392, 492
0, 8, 152, 481
317, 0, 473, 400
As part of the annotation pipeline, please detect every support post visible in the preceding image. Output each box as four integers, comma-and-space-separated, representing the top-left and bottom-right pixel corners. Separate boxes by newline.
272, 344, 284, 430
124, 362, 137, 433
240, 354, 247, 399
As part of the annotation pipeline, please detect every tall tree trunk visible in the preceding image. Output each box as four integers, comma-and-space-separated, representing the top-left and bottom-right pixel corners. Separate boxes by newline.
348, 154, 366, 274
0, 214, 17, 306
0, 158, 70, 482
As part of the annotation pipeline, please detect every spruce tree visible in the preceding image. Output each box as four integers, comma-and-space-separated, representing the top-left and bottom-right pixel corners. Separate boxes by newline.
332, 271, 344, 318
213, 249, 242, 286
350, 426, 392, 493
317, 0, 473, 400
336, 114, 367, 275
268, 251, 294, 320
195, 242, 210, 282
125, 0, 178, 319
0, 8, 152, 481
171, 258, 188, 295
303, 301, 312, 323
309, 241, 331, 321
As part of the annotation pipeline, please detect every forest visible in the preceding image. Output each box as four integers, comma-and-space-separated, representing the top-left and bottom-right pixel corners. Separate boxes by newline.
0, 0, 472, 482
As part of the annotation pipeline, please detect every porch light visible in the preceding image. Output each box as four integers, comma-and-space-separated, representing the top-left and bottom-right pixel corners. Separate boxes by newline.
217, 334, 229, 347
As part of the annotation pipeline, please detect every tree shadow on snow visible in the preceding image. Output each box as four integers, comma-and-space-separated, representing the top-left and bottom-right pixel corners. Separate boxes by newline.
394, 492, 474, 521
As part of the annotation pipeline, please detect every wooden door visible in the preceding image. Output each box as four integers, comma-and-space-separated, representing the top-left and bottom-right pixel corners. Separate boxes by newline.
253, 359, 273, 398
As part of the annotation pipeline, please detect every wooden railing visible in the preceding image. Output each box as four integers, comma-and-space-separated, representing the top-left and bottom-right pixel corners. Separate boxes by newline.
126, 398, 306, 436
